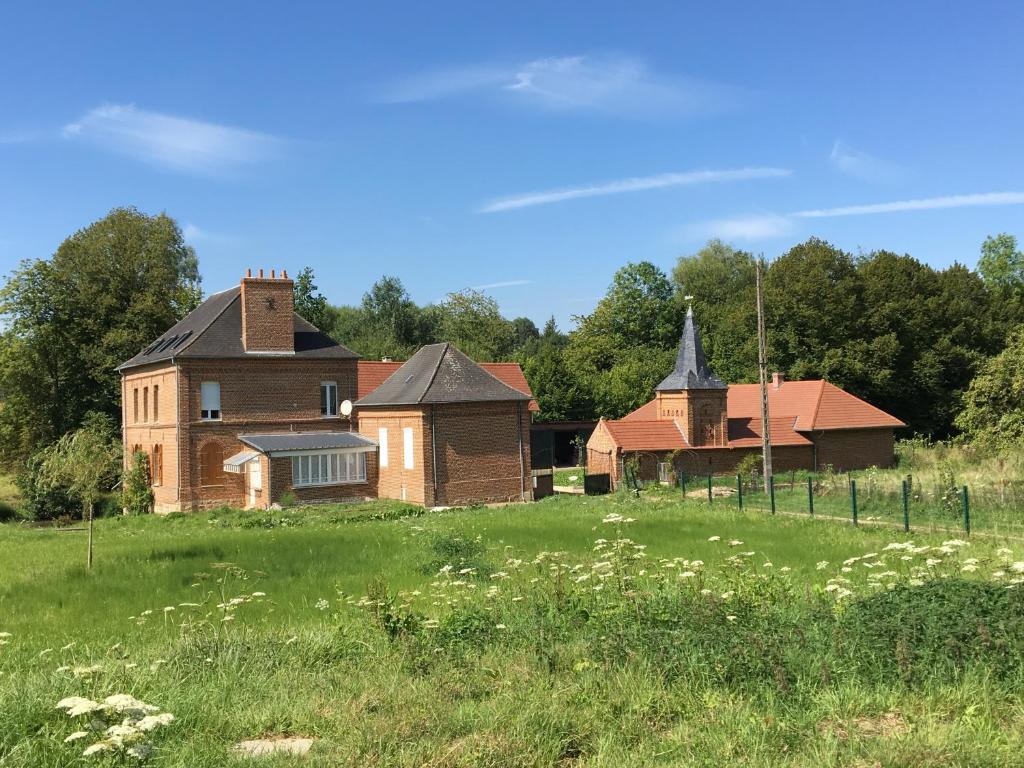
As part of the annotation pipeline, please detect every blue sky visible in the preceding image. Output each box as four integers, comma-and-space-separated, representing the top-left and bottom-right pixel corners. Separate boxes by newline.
1, 1, 1022, 329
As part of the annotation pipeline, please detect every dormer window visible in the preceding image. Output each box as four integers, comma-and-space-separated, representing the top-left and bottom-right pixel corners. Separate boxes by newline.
320, 381, 338, 417
200, 382, 221, 420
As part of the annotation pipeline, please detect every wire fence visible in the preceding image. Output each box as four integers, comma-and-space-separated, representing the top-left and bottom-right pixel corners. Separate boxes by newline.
648, 469, 1024, 538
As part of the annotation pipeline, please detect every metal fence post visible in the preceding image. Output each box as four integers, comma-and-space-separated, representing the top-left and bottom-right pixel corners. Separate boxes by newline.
962, 485, 970, 535
850, 479, 858, 526
769, 476, 776, 514
679, 471, 686, 498
807, 476, 814, 516
707, 474, 713, 504
737, 474, 743, 510
901, 479, 910, 533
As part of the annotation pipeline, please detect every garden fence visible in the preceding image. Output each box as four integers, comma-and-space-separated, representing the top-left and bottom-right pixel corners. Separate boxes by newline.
671, 468, 1024, 538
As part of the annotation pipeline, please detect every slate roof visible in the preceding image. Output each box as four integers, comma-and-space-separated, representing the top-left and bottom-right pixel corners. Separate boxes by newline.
356, 343, 532, 407
239, 431, 377, 454
358, 360, 539, 412
656, 305, 727, 391
117, 287, 358, 371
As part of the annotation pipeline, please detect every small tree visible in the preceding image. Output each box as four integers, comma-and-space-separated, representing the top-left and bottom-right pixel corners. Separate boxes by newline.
122, 451, 154, 516
38, 414, 121, 569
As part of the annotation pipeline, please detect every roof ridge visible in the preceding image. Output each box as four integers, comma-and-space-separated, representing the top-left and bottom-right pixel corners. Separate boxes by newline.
420, 342, 450, 404
809, 379, 827, 430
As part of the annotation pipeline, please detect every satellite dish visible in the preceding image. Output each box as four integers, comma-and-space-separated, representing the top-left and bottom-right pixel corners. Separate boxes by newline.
340, 399, 353, 417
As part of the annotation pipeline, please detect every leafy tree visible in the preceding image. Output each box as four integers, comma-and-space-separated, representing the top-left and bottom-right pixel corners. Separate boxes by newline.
434, 289, 514, 361
977, 233, 1024, 289
672, 240, 758, 383
0, 208, 200, 466
292, 267, 328, 329
522, 345, 592, 422
36, 413, 121, 569
956, 327, 1024, 445
122, 451, 154, 516
357, 276, 429, 359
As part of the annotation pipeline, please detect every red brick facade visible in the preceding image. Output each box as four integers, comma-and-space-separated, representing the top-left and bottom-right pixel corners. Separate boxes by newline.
358, 401, 532, 507
121, 273, 535, 512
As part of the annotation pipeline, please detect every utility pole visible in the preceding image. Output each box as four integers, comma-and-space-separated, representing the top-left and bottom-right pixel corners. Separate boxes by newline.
756, 256, 773, 484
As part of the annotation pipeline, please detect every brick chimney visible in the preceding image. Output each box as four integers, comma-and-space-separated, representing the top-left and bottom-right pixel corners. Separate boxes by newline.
772, 371, 785, 389
240, 268, 294, 353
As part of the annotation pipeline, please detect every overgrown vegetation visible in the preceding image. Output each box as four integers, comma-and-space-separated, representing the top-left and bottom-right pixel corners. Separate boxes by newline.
4, 495, 1024, 766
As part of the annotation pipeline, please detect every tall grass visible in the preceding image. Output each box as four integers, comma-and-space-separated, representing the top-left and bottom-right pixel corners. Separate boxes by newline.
2, 495, 1024, 766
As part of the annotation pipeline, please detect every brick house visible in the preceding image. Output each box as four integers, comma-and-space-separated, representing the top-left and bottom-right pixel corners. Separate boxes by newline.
587, 305, 904, 487
356, 343, 533, 506
118, 270, 536, 511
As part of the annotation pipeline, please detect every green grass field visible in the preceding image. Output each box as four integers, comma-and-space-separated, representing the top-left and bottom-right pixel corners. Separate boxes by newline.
3, 493, 1024, 766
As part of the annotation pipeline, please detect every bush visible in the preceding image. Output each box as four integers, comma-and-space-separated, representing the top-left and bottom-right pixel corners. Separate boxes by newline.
17, 453, 80, 521
420, 532, 493, 577
836, 579, 1024, 682
122, 451, 154, 515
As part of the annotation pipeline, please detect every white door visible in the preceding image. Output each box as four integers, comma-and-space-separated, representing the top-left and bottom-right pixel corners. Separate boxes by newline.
247, 459, 262, 508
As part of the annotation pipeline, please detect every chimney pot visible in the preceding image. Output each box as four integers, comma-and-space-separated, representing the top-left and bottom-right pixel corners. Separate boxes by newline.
271, 269, 276, 279
246, 268, 252, 278
282, 269, 288, 279
258, 268, 264, 278
772, 372, 785, 389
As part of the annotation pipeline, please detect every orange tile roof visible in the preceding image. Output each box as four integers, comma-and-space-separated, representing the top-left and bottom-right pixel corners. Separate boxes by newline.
727, 380, 904, 430
602, 419, 687, 452
357, 360, 539, 412
622, 379, 903, 431
726, 416, 811, 447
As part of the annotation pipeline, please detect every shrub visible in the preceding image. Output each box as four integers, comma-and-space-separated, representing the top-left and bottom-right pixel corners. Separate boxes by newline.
17, 452, 80, 521
836, 578, 1024, 683
420, 532, 492, 577
277, 490, 298, 508
122, 451, 154, 515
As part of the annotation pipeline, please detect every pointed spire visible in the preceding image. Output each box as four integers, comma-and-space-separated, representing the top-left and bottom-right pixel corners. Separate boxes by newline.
655, 303, 727, 391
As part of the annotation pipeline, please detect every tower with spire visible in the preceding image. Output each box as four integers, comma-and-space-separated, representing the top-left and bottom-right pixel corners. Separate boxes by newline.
654, 304, 729, 447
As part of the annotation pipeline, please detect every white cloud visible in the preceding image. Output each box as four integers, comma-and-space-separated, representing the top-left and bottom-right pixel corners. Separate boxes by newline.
380, 55, 737, 117
61, 104, 281, 174
829, 140, 905, 183
479, 167, 791, 213
182, 223, 237, 246
686, 214, 794, 241
470, 279, 532, 290
793, 191, 1024, 218
685, 190, 1024, 244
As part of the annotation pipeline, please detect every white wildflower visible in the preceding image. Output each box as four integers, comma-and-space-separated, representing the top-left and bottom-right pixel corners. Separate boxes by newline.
816, 561, 829, 570
707, 536, 721, 542
64, 731, 90, 743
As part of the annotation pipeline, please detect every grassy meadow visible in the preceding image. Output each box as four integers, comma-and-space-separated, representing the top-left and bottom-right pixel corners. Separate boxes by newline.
3, 491, 1024, 767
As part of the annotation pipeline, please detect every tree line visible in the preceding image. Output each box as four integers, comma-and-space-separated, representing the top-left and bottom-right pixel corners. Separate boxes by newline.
1, 207, 1022, 512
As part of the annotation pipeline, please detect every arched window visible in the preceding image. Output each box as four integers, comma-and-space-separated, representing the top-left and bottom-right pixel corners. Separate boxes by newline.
200, 442, 224, 487
151, 444, 163, 486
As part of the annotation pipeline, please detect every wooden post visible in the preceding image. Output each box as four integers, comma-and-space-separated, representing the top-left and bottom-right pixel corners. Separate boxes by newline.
707, 474, 713, 504
902, 479, 910, 533
769, 476, 776, 515
680, 471, 687, 497
737, 474, 743, 510
86, 501, 94, 570
962, 486, 970, 535
850, 479, 858, 526
807, 476, 814, 516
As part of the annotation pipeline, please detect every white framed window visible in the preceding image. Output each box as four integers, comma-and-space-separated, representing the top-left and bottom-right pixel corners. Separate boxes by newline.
320, 381, 338, 417
403, 427, 414, 469
290, 451, 367, 487
200, 382, 221, 420
378, 427, 389, 468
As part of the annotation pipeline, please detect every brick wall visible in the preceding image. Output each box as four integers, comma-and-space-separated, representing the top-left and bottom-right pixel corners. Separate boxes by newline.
356, 408, 430, 505
239, 273, 294, 353
122, 365, 180, 511
655, 390, 728, 446
176, 357, 358, 510
812, 428, 896, 472
430, 401, 531, 506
